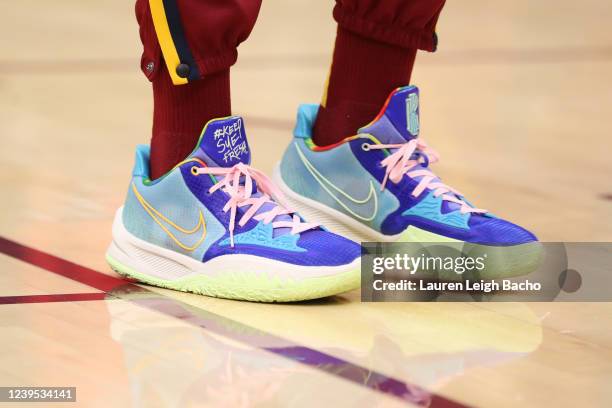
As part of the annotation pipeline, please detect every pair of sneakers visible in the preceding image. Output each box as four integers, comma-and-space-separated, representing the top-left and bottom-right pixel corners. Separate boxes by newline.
106, 86, 538, 302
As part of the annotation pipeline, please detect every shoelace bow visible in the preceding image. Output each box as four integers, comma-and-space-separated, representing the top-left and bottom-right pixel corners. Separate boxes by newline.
367, 138, 487, 215
195, 163, 318, 247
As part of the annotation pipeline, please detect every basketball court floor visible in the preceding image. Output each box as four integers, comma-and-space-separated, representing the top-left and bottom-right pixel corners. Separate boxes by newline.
1, 1, 611, 406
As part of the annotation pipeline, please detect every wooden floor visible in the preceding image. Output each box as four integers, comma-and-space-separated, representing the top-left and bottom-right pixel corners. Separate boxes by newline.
1, 1, 611, 407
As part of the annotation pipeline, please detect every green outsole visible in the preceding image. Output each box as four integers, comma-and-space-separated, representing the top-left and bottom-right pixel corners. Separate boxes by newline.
106, 254, 360, 303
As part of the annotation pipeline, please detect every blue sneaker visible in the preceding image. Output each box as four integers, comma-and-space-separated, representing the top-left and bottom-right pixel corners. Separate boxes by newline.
274, 86, 541, 277
107, 116, 360, 302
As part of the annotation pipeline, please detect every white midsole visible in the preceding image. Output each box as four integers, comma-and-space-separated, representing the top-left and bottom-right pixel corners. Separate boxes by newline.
107, 207, 360, 282
272, 164, 402, 243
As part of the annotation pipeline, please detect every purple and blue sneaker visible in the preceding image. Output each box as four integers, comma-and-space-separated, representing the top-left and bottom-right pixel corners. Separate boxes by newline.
107, 116, 360, 302
274, 86, 541, 277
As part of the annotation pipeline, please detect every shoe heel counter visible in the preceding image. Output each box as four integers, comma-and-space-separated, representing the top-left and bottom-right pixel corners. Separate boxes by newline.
281, 104, 319, 188
122, 181, 140, 233
279, 139, 299, 187
132, 145, 151, 178
293, 104, 319, 139
121, 145, 151, 233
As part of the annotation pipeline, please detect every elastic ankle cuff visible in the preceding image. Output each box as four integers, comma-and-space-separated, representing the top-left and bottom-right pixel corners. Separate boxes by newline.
333, 3, 442, 52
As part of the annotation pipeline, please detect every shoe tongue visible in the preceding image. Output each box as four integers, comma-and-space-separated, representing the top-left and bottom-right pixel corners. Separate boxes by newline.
191, 116, 251, 167
360, 86, 465, 214
358, 85, 420, 144
189, 116, 299, 237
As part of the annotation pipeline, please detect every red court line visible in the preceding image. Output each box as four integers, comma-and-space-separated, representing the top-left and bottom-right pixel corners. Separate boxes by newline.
0, 236, 470, 408
0, 292, 106, 305
0, 236, 129, 292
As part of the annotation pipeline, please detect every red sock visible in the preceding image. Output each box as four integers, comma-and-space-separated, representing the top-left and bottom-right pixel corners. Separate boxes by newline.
150, 61, 231, 179
312, 27, 417, 147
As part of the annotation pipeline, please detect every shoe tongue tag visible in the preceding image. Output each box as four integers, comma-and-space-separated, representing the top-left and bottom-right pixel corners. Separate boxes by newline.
358, 85, 420, 143
194, 116, 251, 167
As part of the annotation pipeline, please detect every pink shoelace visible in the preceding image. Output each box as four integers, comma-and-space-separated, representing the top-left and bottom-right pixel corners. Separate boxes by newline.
366, 139, 487, 215
195, 162, 318, 247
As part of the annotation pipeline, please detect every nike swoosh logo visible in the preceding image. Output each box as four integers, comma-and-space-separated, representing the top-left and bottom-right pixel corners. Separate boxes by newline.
294, 143, 378, 221
131, 182, 207, 251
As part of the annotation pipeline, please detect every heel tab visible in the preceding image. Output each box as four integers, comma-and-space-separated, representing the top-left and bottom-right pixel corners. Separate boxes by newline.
133, 145, 151, 178
293, 104, 319, 139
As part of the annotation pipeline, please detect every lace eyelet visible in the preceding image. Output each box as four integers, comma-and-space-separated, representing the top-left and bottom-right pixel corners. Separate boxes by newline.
361, 143, 371, 151
420, 154, 430, 168
191, 166, 199, 176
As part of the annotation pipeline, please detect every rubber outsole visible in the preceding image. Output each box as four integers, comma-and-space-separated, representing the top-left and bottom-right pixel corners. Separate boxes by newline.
106, 254, 360, 302
106, 207, 361, 303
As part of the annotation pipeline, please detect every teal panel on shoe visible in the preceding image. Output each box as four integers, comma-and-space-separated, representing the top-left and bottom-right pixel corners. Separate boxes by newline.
218, 221, 305, 252
280, 138, 398, 231
402, 191, 470, 229
122, 169, 225, 261
132, 145, 151, 178
293, 104, 319, 139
